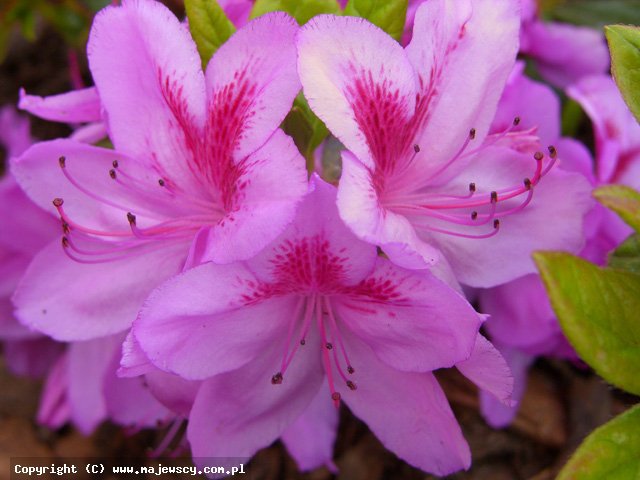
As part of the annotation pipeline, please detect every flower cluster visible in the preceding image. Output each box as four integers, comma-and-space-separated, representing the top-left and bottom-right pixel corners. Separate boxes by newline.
1, 0, 631, 476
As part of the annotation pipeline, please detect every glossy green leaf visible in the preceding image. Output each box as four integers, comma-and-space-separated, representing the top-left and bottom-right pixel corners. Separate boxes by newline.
534, 252, 640, 395
250, 0, 341, 25
609, 234, 640, 275
543, 0, 640, 28
557, 403, 640, 480
593, 185, 640, 232
606, 25, 640, 124
185, 0, 236, 68
343, 0, 408, 41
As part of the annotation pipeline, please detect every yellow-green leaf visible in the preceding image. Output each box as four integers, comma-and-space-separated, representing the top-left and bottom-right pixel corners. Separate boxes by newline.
606, 24, 640, 124
593, 185, 640, 232
343, 0, 407, 41
185, 0, 236, 68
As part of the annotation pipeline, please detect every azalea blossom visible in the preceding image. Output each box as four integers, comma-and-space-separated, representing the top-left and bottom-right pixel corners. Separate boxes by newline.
133, 178, 513, 476
11, 0, 307, 341
477, 73, 639, 427
519, 0, 609, 88
297, 0, 592, 288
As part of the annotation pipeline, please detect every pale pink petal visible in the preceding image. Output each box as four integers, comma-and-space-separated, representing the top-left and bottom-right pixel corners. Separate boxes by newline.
281, 381, 338, 472
118, 329, 154, 377
406, 0, 520, 179
70, 122, 108, 144
480, 345, 533, 428
337, 151, 440, 268
218, 0, 252, 27
0, 175, 58, 255
423, 146, 593, 287
67, 337, 117, 434
0, 107, 32, 157
337, 333, 470, 476
145, 369, 201, 417
104, 349, 171, 428
567, 75, 640, 183
493, 63, 560, 145
88, 0, 206, 187
248, 175, 377, 285
297, 14, 417, 169
187, 333, 323, 462
334, 259, 481, 371
522, 22, 609, 89
199, 130, 308, 264
13, 239, 186, 341
456, 334, 514, 406
205, 12, 300, 160
19, 87, 102, 123
134, 262, 295, 380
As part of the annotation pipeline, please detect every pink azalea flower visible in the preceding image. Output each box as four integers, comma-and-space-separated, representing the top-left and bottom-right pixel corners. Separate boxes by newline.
478, 73, 640, 427
11, 0, 307, 341
519, 0, 609, 88
0, 107, 63, 376
133, 178, 513, 476
297, 0, 592, 288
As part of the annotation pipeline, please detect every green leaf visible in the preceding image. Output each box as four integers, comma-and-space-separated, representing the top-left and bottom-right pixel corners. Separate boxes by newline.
250, 0, 341, 25
557, 403, 640, 480
609, 234, 640, 275
606, 25, 640, 124
184, 0, 236, 68
543, 1, 640, 29
281, 93, 329, 172
343, 0, 408, 41
593, 185, 640, 232
534, 252, 640, 395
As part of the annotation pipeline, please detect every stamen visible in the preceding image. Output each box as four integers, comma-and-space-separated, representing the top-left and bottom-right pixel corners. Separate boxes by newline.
158, 179, 165, 187
271, 372, 283, 385
109, 169, 117, 180
112, 160, 119, 169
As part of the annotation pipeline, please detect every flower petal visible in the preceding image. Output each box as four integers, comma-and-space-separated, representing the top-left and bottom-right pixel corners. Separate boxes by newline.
19, 87, 102, 123
205, 12, 300, 160
337, 151, 440, 268
199, 130, 309, 264
187, 333, 323, 462
456, 334, 514, 406
88, 0, 205, 187
424, 146, 593, 287
337, 333, 470, 476
479, 345, 533, 428
281, 381, 338, 472
134, 261, 295, 380
297, 14, 417, 170
335, 258, 481, 372
13, 239, 186, 341
248, 175, 378, 286
406, 0, 520, 178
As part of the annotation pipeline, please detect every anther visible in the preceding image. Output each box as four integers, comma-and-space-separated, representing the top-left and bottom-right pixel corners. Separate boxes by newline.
326, 343, 333, 350
469, 182, 476, 193
493, 219, 500, 229
61, 222, 70, 234
548, 145, 557, 159
534, 151, 544, 161
300, 339, 306, 346
331, 392, 341, 402
524, 178, 532, 190
469, 128, 476, 139
61, 237, 69, 248
127, 212, 136, 225
271, 372, 283, 385
490, 191, 498, 203
158, 179, 165, 187
109, 169, 117, 180
413, 144, 420, 153
347, 365, 355, 374
112, 160, 119, 169
513, 116, 521, 126
58, 156, 66, 168
346, 381, 357, 391
471, 211, 478, 220
52, 198, 64, 207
